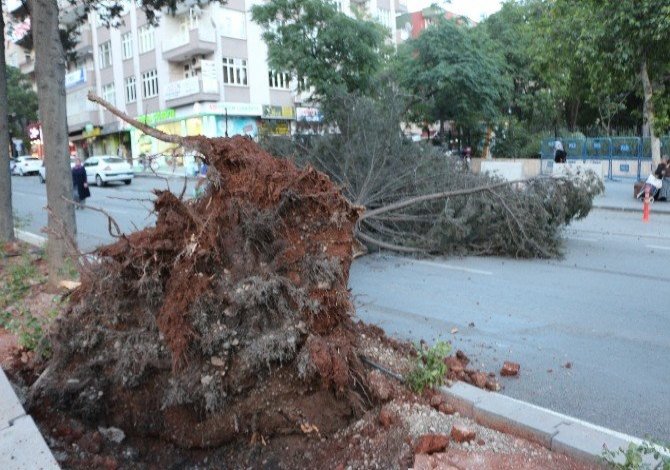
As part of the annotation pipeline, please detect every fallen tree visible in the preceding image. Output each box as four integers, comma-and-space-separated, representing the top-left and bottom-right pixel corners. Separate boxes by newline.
30, 92, 599, 452
263, 90, 604, 258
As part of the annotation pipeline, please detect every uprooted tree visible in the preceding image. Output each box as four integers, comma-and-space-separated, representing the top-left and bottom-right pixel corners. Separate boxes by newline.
30, 92, 602, 449
263, 89, 604, 258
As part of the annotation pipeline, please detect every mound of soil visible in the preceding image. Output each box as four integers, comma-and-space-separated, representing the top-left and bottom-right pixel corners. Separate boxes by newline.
31, 136, 374, 448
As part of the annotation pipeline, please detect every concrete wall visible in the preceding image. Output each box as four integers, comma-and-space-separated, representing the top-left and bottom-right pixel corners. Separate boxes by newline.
471, 158, 541, 179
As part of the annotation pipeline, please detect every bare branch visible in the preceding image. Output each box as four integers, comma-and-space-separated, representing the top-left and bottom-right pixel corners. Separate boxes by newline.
356, 230, 422, 253
87, 92, 210, 158
62, 196, 123, 238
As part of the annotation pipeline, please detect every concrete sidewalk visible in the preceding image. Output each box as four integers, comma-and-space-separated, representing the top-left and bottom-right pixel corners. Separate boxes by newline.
594, 180, 670, 214
0, 369, 59, 469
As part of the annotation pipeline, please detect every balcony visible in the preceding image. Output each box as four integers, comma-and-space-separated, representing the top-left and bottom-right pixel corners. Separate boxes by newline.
162, 27, 216, 62
164, 77, 220, 107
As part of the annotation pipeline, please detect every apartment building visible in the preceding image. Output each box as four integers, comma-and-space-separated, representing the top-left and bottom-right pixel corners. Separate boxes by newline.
5, 0, 407, 162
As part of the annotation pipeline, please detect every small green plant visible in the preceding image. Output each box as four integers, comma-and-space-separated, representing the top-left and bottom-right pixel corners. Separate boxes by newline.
602, 440, 670, 470
406, 340, 451, 393
1, 302, 60, 354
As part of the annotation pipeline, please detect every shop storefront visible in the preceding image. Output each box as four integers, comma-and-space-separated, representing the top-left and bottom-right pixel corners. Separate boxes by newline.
260, 105, 295, 137
127, 102, 297, 168
295, 107, 324, 134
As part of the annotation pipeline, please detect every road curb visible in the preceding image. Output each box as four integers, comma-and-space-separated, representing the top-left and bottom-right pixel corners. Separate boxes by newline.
14, 229, 47, 248
593, 204, 670, 215
0, 369, 59, 469
134, 172, 195, 180
439, 382, 667, 467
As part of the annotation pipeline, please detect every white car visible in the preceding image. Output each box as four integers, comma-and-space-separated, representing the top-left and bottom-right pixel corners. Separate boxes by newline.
84, 156, 134, 186
38, 158, 77, 184
12, 156, 42, 176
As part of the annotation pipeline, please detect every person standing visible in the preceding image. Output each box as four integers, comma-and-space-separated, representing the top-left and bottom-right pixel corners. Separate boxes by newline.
554, 140, 567, 163
71, 158, 90, 209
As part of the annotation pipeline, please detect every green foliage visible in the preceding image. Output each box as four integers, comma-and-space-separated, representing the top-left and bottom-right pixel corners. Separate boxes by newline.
407, 341, 452, 393
251, 0, 389, 99
0, 306, 56, 352
602, 440, 670, 470
5, 65, 38, 145
395, 17, 510, 129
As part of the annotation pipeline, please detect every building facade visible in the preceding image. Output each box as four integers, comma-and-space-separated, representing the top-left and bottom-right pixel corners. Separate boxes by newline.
5, 0, 407, 164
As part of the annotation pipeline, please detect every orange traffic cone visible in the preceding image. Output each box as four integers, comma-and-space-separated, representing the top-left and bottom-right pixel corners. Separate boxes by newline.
643, 187, 650, 222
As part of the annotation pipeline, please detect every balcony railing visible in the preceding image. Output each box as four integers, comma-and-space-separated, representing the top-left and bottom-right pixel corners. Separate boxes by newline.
162, 27, 216, 61
164, 77, 220, 106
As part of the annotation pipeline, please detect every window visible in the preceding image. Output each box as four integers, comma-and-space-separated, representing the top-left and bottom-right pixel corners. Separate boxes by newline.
125, 76, 136, 103
222, 57, 247, 86
138, 25, 155, 54
142, 69, 158, 98
121, 32, 133, 60
268, 70, 290, 89
101, 83, 116, 106
98, 41, 112, 68
218, 10, 246, 39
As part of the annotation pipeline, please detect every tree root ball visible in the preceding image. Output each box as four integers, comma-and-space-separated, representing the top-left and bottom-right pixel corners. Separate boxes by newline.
31, 136, 372, 448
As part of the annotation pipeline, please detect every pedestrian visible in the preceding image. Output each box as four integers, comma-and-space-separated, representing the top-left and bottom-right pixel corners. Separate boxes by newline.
71, 158, 90, 210
554, 140, 567, 163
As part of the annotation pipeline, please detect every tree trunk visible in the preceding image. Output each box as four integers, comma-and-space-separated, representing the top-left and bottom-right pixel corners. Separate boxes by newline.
0, 13, 15, 242
640, 58, 661, 165
29, 0, 77, 282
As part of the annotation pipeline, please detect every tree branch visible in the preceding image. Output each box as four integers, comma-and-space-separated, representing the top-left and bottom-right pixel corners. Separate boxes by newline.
360, 178, 543, 220
87, 92, 211, 158
356, 230, 422, 253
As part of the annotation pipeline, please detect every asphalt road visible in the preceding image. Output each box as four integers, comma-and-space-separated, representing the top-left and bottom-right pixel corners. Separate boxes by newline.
11, 174, 670, 440
11, 173, 195, 251
351, 209, 670, 441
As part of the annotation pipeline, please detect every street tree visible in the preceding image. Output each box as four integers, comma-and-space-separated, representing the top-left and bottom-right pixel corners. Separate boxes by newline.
251, 0, 389, 99
6, 65, 39, 143
395, 17, 510, 141
0, 10, 14, 241
555, 0, 670, 163
22, 0, 217, 282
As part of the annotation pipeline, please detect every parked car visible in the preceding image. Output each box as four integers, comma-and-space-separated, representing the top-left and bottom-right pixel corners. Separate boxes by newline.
84, 156, 134, 186
11, 156, 42, 176
9, 158, 17, 174
38, 157, 77, 184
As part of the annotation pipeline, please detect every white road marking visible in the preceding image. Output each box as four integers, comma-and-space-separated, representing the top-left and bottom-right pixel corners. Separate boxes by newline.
567, 236, 598, 242
410, 259, 494, 276
646, 244, 670, 251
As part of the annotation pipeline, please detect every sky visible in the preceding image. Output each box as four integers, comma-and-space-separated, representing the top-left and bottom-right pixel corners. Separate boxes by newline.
405, 0, 503, 22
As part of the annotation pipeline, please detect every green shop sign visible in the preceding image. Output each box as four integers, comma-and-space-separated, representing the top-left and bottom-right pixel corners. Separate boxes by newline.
136, 108, 176, 126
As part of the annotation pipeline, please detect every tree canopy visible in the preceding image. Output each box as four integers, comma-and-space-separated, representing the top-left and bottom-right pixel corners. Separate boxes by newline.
251, 0, 389, 99
395, 17, 510, 131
